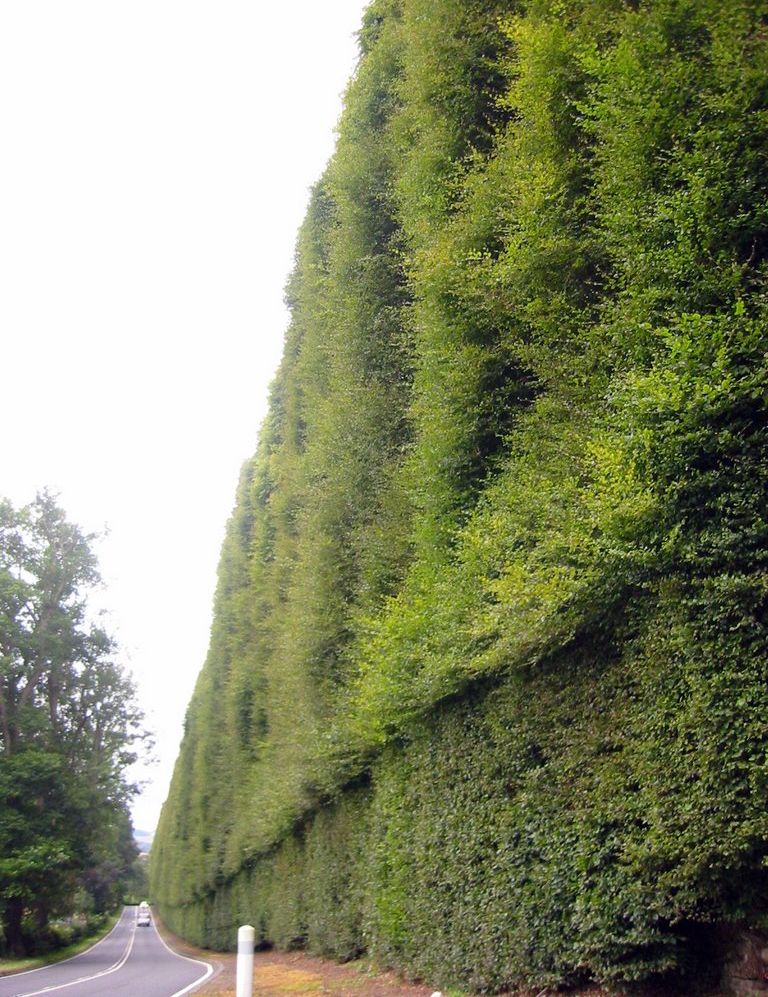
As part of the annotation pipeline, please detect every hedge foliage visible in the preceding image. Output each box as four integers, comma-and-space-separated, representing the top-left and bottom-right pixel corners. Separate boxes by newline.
151, 0, 768, 990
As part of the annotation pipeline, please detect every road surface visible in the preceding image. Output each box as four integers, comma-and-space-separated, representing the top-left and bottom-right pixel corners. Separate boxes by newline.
0, 907, 212, 997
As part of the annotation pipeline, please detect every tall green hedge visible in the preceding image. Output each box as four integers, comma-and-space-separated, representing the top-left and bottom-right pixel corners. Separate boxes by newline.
152, 0, 768, 990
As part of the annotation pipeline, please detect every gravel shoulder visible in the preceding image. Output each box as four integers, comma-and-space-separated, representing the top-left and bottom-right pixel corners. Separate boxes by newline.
153, 919, 443, 996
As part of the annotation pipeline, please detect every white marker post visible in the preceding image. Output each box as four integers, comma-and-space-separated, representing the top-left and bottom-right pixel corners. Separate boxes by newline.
236, 924, 255, 997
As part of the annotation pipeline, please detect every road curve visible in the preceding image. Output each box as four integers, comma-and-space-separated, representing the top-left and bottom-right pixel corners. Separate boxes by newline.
0, 907, 212, 997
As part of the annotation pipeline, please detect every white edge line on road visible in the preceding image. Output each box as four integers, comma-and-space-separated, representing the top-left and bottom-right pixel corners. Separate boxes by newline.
1, 910, 129, 982
151, 916, 214, 996
15, 918, 137, 997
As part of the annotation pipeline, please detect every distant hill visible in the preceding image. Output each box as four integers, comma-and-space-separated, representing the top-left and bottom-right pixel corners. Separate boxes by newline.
133, 829, 153, 854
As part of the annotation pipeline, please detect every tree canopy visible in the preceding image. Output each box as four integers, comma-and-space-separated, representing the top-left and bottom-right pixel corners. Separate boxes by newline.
0, 493, 146, 955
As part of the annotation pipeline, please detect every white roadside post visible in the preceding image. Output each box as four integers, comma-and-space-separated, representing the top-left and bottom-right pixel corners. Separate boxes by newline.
236, 924, 255, 997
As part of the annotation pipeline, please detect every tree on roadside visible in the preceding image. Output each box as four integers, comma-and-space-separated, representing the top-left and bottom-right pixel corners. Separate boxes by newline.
0, 492, 147, 955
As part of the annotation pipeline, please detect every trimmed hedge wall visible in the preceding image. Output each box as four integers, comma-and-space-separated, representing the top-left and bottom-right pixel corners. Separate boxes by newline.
159, 561, 768, 991
153, 0, 768, 990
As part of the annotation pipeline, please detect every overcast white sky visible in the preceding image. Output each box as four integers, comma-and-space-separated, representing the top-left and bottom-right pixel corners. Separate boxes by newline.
0, 0, 369, 832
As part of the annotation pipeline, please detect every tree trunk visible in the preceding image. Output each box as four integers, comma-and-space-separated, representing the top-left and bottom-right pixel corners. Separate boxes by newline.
34, 897, 49, 938
3, 897, 26, 956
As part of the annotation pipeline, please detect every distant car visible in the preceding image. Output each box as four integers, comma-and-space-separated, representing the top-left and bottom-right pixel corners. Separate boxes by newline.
137, 911, 151, 927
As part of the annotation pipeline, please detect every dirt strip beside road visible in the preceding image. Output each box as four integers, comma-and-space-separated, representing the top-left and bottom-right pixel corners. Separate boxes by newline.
153, 919, 444, 996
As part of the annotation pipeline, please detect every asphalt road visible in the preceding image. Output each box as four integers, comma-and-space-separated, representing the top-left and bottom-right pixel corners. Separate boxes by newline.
0, 907, 212, 997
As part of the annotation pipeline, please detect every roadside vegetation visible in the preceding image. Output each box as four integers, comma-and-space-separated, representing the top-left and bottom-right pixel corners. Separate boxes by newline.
0, 493, 148, 956
152, 1, 768, 992
0, 910, 121, 977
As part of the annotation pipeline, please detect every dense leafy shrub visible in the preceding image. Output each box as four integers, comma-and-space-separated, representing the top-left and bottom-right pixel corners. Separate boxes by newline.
152, 0, 768, 990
